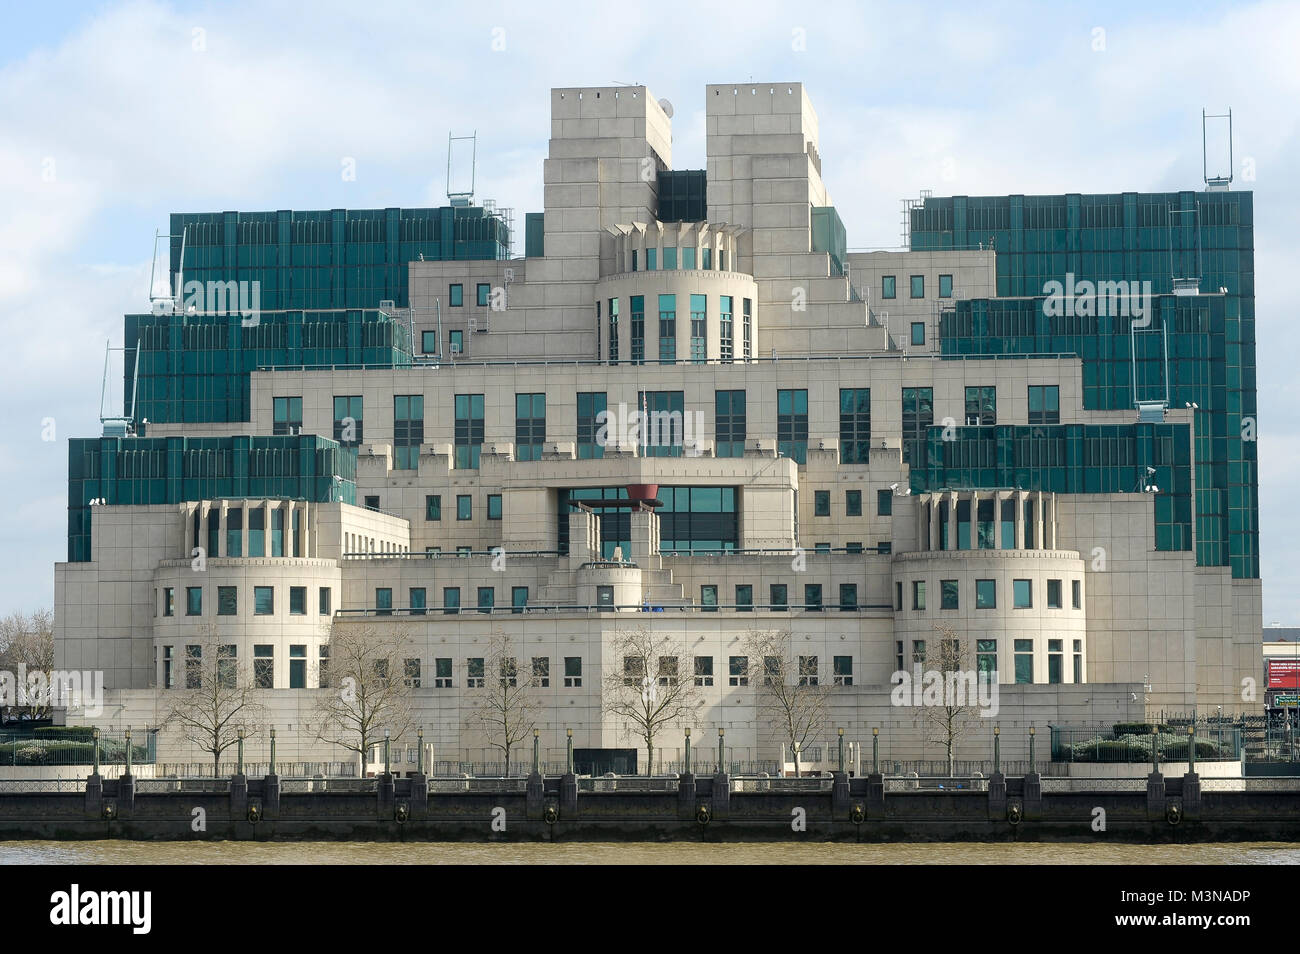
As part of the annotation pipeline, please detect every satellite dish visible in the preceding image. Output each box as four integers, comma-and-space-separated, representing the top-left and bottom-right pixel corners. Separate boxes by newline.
658, 98, 674, 118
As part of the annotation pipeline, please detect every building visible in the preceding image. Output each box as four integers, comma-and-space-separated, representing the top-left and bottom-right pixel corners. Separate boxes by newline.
54, 82, 1260, 771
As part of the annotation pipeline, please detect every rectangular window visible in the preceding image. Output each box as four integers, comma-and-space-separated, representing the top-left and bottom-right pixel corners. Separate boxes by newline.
965, 386, 996, 426
217, 586, 237, 616
596, 585, 614, 610
449, 329, 463, 355
941, 579, 959, 610
393, 394, 424, 470
532, 657, 550, 688
689, 293, 706, 363
162, 587, 174, 617
637, 390, 685, 457
434, 658, 453, 688
719, 295, 733, 362
1014, 639, 1033, 684
657, 656, 678, 687
742, 298, 752, 360
839, 584, 858, 611
185, 645, 202, 689
425, 495, 441, 521
512, 586, 528, 614
515, 392, 546, 461
815, 542, 831, 554
702, 247, 712, 270
333, 395, 363, 445
1073, 639, 1083, 683
833, 655, 854, 686
254, 586, 274, 615
185, 586, 202, 616
289, 645, 306, 689
421, 330, 438, 354
449, 283, 463, 306
1013, 579, 1032, 609
693, 656, 714, 687
273, 396, 302, 436
410, 587, 426, 616
910, 322, 925, 346
896, 641, 905, 672
488, 494, 503, 520
476, 282, 490, 307
467, 658, 485, 689
804, 584, 822, 612
910, 275, 924, 298
895, 581, 903, 611
1028, 385, 1060, 425
846, 490, 862, 516
878, 489, 892, 516
912, 640, 926, 665
318, 587, 331, 616
376, 587, 392, 615
254, 645, 273, 689
607, 298, 619, 363
577, 391, 608, 459
814, 490, 830, 516
976, 579, 996, 609
404, 657, 422, 689
846, 542, 863, 553
477, 586, 495, 613
217, 645, 237, 689
1048, 639, 1063, 684
912, 580, 926, 611
318, 646, 330, 688
630, 295, 645, 364
289, 586, 306, 616
683, 247, 697, 269
564, 656, 583, 688
1072, 579, 1082, 610
1047, 579, 1063, 609
224, 508, 242, 557
443, 587, 460, 614
939, 274, 953, 298
839, 388, 871, 463
715, 389, 746, 458
882, 275, 896, 299
777, 389, 809, 464
662, 246, 676, 270
977, 639, 998, 678
770, 583, 788, 611
729, 655, 749, 687
457, 495, 472, 520
658, 293, 676, 363
162, 645, 174, 689
454, 393, 485, 469
901, 387, 933, 466
735, 584, 753, 611
363, 495, 379, 511
700, 585, 718, 611
798, 656, 819, 687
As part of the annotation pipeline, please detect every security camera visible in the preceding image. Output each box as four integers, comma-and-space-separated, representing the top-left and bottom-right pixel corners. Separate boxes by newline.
1146, 466, 1156, 475
889, 482, 899, 491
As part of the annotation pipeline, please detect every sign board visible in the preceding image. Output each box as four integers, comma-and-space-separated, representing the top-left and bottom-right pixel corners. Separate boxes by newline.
1268, 659, 1300, 689
1273, 695, 1300, 707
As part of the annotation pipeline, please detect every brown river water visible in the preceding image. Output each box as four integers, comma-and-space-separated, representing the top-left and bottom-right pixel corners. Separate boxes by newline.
2, 841, 1298, 864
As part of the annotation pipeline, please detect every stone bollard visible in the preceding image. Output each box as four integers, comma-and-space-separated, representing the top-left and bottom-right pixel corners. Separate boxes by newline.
263, 773, 280, 817
677, 772, 697, 819
377, 772, 396, 814
409, 772, 429, 817
987, 771, 1007, 819
85, 772, 104, 817
230, 773, 247, 818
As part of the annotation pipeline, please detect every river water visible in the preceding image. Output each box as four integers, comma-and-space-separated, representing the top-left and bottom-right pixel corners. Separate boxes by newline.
2, 841, 1298, 864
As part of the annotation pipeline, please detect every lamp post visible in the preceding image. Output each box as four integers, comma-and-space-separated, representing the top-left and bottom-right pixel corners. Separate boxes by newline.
872, 727, 879, 774
1187, 724, 1196, 773
532, 728, 540, 775
125, 729, 132, 776
684, 728, 692, 775
383, 728, 391, 777
92, 727, 101, 776
566, 728, 573, 774
235, 727, 244, 777
837, 727, 845, 773
417, 727, 425, 774
1029, 726, 1036, 774
269, 727, 276, 776
993, 725, 1000, 775
718, 727, 725, 773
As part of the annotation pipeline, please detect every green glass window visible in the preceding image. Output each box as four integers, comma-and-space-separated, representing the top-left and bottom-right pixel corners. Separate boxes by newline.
408, 587, 426, 616
1047, 579, 1063, 609
289, 586, 306, 615
1048, 638, 1063, 684
254, 586, 274, 615
658, 294, 676, 363
939, 274, 953, 298
185, 586, 201, 616
319, 587, 331, 615
941, 579, 959, 609
910, 275, 925, 298
454, 393, 484, 469
1001, 499, 1016, 549
515, 392, 546, 461
273, 396, 302, 436
681, 247, 696, 269
700, 585, 718, 611
833, 656, 853, 686
1028, 385, 1060, 425
846, 490, 862, 516
289, 645, 306, 689
394, 394, 424, 470
976, 579, 996, 608
736, 584, 753, 611
218, 586, 237, 616
577, 391, 607, 459
1014, 639, 1034, 684
910, 322, 925, 346
878, 489, 892, 515
488, 494, 502, 520
977, 639, 997, 677
901, 387, 933, 466
477, 586, 495, 613
689, 293, 706, 363
247, 507, 265, 557
1072, 579, 1082, 609
646, 248, 657, 270
457, 495, 472, 520
882, 275, 896, 299
477, 283, 490, 307
839, 584, 858, 611
449, 329, 463, 355
449, 283, 463, 306
742, 298, 752, 360
719, 296, 733, 362
374, 588, 392, 615
421, 330, 438, 354
804, 584, 822, 611
426, 495, 441, 520
630, 295, 645, 364
637, 390, 685, 458
333, 395, 363, 445
715, 390, 746, 457
770, 583, 787, 611
511, 586, 528, 614
663, 247, 677, 270
964, 386, 996, 426
778, 389, 809, 464
912, 580, 926, 611
254, 645, 273, 689
702, 247, 712, 270
443, 587, 460, 614
814, 490, 830, 516
607, 299, 619, 364
1013, 579, 1032, 608
839, 388, 871, 463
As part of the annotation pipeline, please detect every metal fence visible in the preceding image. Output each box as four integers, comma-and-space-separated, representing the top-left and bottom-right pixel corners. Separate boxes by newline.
1050, 726, 1242, 763
0, 778, 86, 794
0, 732, 154, 767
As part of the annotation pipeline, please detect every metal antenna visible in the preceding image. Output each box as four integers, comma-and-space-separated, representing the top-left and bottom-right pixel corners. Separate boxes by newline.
1202, 108, 1233, 191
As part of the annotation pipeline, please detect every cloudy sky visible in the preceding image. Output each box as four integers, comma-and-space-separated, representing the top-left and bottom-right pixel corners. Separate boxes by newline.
0, 0, 1296, 623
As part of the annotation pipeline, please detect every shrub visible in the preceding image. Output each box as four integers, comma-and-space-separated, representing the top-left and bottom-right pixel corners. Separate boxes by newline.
1112, 722, 1174, 738
34, 726, 98, 741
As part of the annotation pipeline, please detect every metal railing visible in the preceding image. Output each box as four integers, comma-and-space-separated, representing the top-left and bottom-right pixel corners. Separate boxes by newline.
336, 602, 893, 618
0, 732, 154, 767
0, 778, 87, 794
1050, 725, 1242, 763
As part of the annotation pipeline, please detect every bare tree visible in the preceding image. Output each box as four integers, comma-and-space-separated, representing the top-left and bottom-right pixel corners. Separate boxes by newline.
465, 630, 540, 775
914, 623, 981, 777
161, 624, 267, 776
602, 625, 702, 775
312, 624, 415, 777
743, 627, 831, 777
0, 609, 54, 722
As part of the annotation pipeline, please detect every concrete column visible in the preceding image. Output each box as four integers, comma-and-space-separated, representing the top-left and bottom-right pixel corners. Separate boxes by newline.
915, 495, 926, 552
1034, 491, 1044, 551
994, 492, 1006, 550
946, 491, 958, 551
1014, 491, 1026, 550
629, 506, 660, 564
285, 499, 295, 558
